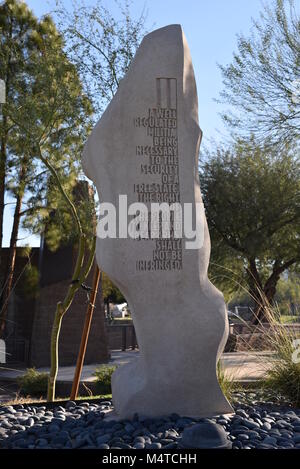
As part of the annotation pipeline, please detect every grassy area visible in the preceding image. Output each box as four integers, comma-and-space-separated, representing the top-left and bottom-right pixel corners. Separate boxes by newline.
217, 361, 241, 401
249, 302, 300, 407
1, 394, 112, 407
280, 315, 300, 324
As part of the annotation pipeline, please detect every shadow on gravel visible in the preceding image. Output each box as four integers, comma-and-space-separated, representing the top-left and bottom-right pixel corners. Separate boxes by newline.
0, 401, 113, 449
0, 400, 189, 450
1, 397, 300, 450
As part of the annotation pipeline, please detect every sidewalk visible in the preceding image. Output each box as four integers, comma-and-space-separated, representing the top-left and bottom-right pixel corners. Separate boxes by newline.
0, 350, 273, 384
221, 351, 274, 382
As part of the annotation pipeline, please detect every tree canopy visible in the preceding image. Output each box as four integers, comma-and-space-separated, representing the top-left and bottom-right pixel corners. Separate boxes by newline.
200, 138, 300, 320
0, 0, 93, 334
0, 0, 146, 335
218, 0, 300, 147
55, 0, 147, 119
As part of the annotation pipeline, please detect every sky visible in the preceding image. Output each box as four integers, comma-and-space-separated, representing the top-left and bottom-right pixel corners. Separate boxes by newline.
3, 0, 266, 246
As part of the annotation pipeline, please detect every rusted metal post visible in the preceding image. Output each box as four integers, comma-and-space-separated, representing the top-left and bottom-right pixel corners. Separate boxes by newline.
70, 265, 101, 400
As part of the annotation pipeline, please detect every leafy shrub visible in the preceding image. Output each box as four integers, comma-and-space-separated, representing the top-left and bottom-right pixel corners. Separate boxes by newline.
17, 368, 48, 397
93, 365, 116, 394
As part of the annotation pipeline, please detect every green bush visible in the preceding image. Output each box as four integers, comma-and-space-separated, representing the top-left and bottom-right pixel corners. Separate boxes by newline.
17, 368, 48, 397
93, 365, 116, 394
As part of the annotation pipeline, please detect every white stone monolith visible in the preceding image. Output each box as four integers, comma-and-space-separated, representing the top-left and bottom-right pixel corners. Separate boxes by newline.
83, 24, 233, 419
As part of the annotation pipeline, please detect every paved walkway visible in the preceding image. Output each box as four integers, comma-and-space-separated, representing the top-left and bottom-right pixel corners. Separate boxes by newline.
221, 351, 274, 382
0, 350, 274, 384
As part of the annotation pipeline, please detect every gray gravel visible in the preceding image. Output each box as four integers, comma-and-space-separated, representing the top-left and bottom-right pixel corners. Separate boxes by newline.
0, 392, 300, 449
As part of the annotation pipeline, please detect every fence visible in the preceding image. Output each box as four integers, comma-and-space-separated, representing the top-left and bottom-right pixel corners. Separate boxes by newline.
106, 323, 138, 351
2, 336, 30, 366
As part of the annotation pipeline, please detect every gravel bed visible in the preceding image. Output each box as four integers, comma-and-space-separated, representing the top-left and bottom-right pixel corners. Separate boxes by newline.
0, 392, 300, 449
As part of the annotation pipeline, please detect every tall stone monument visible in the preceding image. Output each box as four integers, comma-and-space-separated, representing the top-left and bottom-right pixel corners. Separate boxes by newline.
83, 25, 233, 418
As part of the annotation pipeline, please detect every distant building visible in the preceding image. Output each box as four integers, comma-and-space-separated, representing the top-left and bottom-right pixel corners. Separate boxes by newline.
2, 242, 109, 367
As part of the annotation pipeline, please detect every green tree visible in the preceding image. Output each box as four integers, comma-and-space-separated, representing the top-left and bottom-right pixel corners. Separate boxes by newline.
0, 0, 93, 334
218, 0, 300, 146
55, 0, 147, 118
200, 138, 300, 322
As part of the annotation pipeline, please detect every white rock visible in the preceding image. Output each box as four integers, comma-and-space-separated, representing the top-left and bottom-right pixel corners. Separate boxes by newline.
83, 24, 233, 418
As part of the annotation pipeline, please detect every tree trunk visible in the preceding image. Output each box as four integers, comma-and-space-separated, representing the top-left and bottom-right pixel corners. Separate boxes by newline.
47, 237, 96, 401
252, 283, 277, 325
0, 162, 26, 337
246, 258, 265, 323
0, 120, 7, 251
249, 258, 297, 325
0, 17, 13, 267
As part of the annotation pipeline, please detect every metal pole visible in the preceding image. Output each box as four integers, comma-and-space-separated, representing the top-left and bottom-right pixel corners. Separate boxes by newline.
70, 264, 101, 400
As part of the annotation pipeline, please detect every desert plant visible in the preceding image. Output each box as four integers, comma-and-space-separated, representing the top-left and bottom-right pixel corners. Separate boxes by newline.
212, 262, 300, 406
217, 360, 238, 402
17, 368, 48, 397
264, 360, 300, 407
232, 284, 300, 406
257, 301, 299, 407
93, 365, 116, 395
257, 301, 300, 407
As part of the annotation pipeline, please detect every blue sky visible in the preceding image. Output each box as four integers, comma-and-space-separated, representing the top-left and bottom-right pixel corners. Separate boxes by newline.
3, 0, 266, 246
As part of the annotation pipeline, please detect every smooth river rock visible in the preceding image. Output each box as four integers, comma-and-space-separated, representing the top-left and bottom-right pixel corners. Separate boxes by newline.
83, 24, 233, 419
181, 423, 232, 449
